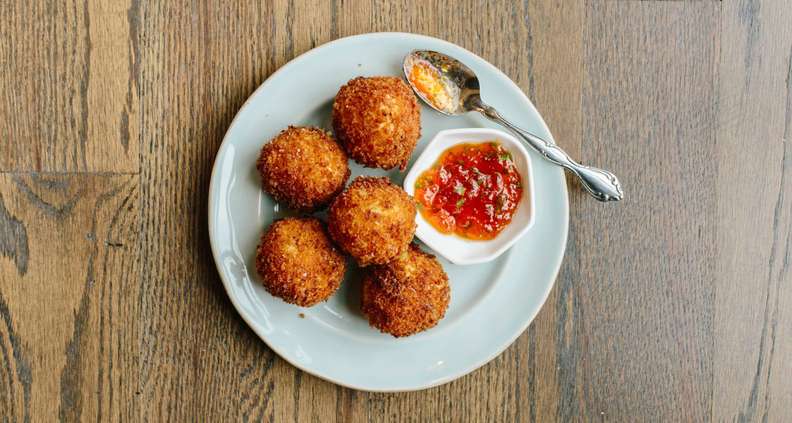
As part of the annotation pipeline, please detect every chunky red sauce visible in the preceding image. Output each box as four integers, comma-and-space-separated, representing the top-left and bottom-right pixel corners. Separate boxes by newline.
414, 142, 523, 240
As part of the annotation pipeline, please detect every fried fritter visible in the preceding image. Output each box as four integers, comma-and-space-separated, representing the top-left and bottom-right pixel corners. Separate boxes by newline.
361, 243, 450, 337
327, 176, 416, 266
256, 217, 347, 307
332, 76, 421, 170
257, 126, 350, 211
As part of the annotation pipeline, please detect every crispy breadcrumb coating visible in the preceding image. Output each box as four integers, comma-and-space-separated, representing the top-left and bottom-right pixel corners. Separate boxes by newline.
361, 243, 450, 337
256, 217, 347, 306
332, 77, 421, 170
328, 176, 416, 266
257, 126, 350, 211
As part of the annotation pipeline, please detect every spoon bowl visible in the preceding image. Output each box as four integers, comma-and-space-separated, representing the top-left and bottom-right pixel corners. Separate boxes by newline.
402, 50, 478, 115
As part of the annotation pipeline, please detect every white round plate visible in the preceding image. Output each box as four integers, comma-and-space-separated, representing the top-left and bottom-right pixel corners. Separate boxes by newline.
208, 32, 569, 392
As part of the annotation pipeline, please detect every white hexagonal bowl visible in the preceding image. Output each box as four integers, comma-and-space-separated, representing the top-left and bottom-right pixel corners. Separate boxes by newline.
403, 127, 536, 265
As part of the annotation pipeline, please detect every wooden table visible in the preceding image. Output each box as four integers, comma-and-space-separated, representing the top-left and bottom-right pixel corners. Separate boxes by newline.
2, 1, 790, 421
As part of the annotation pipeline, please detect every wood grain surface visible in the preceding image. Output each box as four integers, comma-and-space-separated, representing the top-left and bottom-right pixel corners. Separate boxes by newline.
1, 0, 790, 421
714, 1, 792, 421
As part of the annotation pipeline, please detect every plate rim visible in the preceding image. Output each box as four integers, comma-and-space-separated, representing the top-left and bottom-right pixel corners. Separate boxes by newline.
208, 31, 570, 392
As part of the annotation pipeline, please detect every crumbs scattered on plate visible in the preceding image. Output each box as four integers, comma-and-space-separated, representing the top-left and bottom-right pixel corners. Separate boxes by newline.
298, 313, 305, 319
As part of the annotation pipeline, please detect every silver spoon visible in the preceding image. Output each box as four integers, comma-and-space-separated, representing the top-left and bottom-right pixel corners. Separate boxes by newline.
403, 50, 623, 202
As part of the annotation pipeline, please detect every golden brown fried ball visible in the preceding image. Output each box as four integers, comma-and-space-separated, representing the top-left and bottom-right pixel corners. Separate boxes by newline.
361, 243, 450, 337
256, 217, 347, 307
257, 126, 350, 211
332, 76, 421, 170
328, 176, 416, 266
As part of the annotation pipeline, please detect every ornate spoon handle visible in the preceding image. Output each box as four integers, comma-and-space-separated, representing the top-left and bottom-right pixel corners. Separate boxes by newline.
476, 101, 623, 202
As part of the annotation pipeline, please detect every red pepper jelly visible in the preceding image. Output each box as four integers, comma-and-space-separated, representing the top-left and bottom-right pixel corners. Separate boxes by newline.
414, 142, 523, 240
